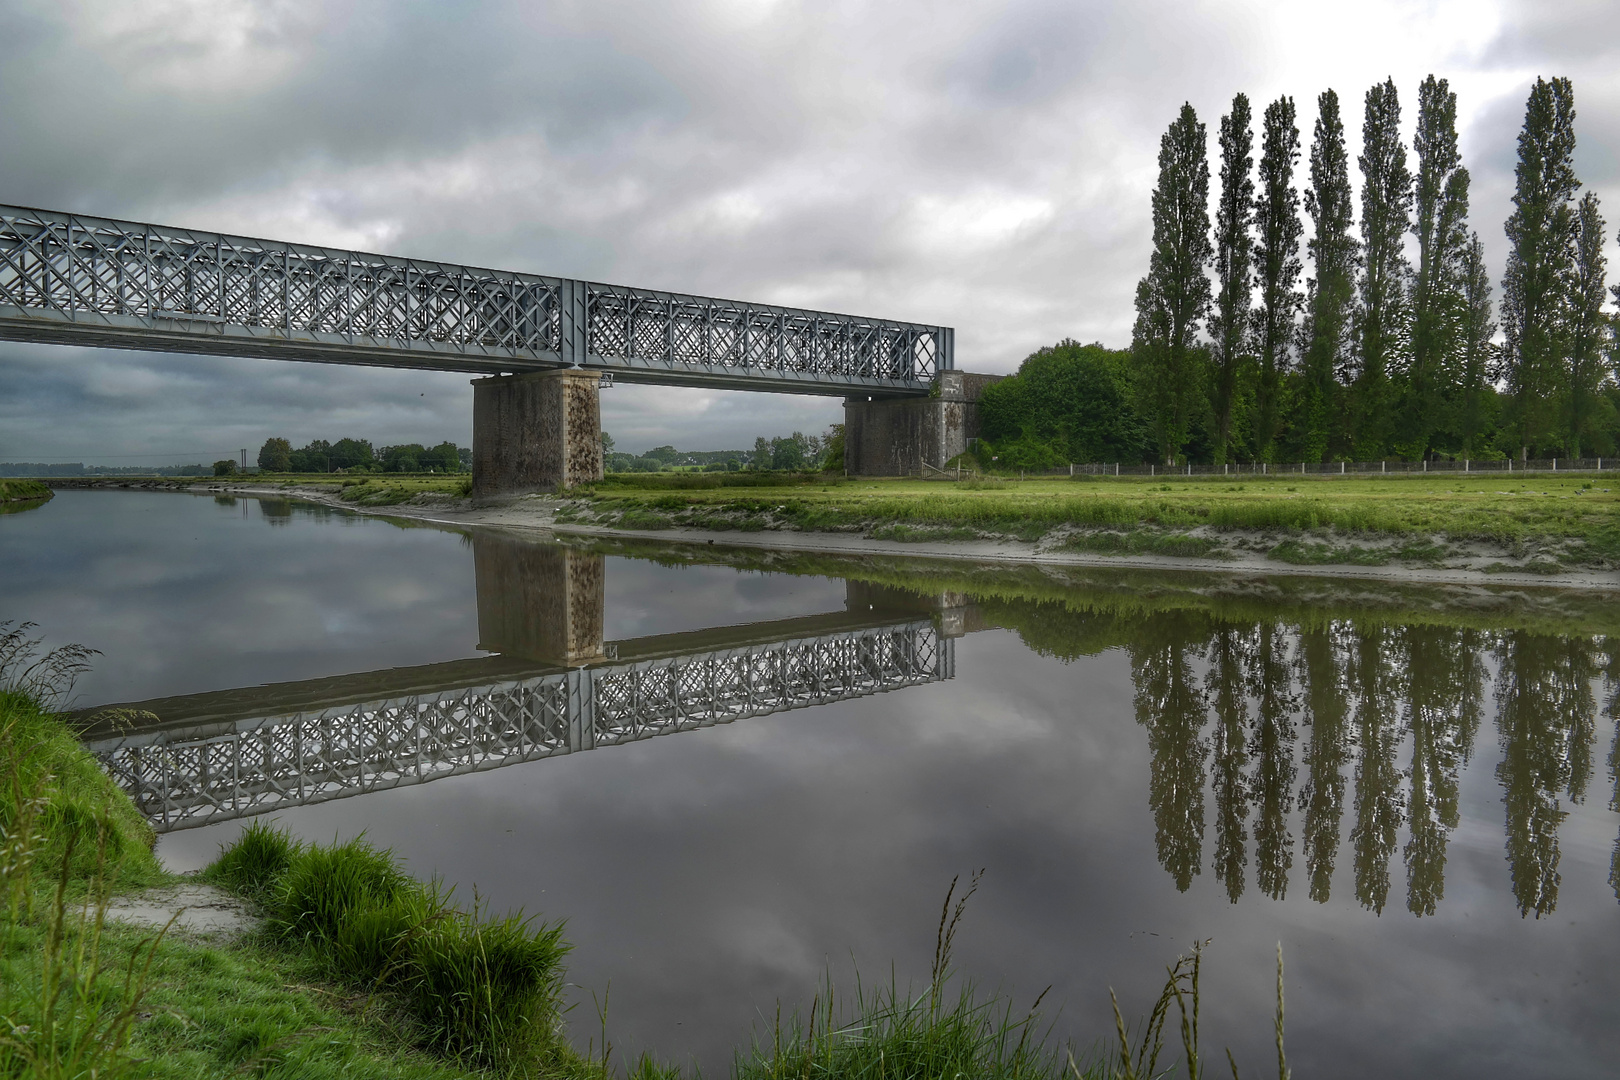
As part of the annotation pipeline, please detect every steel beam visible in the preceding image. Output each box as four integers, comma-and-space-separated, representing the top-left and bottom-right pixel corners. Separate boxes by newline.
0, 205, 948, 395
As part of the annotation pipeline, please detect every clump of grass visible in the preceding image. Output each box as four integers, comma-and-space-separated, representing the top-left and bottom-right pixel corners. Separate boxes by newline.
1267, 539, 1389, 566
737, 872, 1063, 1080
409, 898, 569, 1068
268, 835, 413, 949
1063, 531, 1226, 559
870, 523, 983, 543
200, 819, 301, 901
614, 509, 675, 531
207, 827, 573, 1073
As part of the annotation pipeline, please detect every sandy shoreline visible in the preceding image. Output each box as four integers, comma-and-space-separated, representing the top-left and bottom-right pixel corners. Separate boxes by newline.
109, 478, 1620, 594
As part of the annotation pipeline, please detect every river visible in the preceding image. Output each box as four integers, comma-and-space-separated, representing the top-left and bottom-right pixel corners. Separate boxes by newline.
4, 488, 1618, 1077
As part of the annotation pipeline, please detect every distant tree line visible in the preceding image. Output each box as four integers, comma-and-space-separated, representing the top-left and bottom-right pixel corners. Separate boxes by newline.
985, 75, 1620, 468
603, 428, 842, 473
0, 463, 214, 477
255, 437, 469, 474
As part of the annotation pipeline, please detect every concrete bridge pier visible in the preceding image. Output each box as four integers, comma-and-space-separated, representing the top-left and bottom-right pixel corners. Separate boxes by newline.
471, 369, 604, 500
843, 371, 1001, 476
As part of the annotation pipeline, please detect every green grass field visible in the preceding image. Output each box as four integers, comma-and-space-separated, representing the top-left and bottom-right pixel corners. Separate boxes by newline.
573, 471, 1620, 567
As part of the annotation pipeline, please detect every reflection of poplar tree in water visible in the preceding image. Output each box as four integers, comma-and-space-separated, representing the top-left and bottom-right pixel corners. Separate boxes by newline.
1349, 626, 1407, 914
1246, 622, 1299, 900
1205, 626, 1251, 902
1494, 633, 1599, 918
1131, 617, 1210, 892
1297, 624, 1351, 903
1402, 627, 1486, 916
1604, 638, 1620, 902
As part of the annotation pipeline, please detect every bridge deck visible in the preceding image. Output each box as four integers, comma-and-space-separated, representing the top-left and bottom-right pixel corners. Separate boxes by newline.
0, 205, 947, 395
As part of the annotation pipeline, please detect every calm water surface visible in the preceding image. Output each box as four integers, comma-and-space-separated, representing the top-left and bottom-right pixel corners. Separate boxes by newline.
4, 489, 1619, 1078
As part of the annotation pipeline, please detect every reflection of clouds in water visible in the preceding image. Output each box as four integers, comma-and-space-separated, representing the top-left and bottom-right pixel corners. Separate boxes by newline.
10, 492, 1620, 1078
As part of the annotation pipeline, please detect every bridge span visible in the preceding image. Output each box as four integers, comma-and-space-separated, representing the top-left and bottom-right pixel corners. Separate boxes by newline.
0, 204, 992, 486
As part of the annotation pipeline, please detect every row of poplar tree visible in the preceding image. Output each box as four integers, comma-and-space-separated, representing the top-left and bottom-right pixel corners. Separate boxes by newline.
1134, 74, 1615, 465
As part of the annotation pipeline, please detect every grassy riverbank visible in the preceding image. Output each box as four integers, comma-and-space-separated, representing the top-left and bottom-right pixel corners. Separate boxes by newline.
566, 471, 1620, 570
0, 479, 51, 510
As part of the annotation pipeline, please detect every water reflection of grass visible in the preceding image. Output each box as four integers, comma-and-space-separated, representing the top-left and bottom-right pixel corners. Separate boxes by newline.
584, 536, 1620, 638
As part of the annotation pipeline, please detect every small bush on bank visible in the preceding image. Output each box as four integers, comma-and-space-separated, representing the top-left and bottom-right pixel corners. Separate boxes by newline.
201, 818, 300, 899
208, 826, 573, 1073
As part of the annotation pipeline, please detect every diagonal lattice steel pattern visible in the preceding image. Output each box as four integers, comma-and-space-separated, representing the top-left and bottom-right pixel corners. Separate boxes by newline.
88, 622, 951, 832
0, 205, 948, 394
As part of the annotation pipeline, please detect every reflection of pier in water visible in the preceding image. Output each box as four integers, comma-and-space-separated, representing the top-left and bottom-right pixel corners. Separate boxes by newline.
79, 539, 962, 832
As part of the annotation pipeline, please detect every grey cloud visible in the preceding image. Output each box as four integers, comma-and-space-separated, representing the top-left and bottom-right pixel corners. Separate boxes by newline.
3, 0, 1619, 461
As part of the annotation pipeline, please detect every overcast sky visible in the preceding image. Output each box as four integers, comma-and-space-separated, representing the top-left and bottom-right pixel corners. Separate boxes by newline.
2, 0, 1618, 461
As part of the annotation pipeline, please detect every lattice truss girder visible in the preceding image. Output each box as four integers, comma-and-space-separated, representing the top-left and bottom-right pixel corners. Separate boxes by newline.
92, 623, 947, 831
0, 206, 946, 388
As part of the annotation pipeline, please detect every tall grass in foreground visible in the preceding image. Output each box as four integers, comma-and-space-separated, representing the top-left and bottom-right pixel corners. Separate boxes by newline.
735, 874, 1292, 1080
205, 825, 572, 1074
0, 624, 172, 1079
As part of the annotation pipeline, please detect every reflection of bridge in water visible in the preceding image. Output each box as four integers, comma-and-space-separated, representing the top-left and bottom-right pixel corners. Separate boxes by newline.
78, 536, 961, 832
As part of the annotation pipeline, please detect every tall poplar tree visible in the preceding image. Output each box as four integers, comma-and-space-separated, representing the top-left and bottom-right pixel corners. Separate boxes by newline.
1133, 103, 1213, 465
1501, 76, 1580, 460
1406, 75, 1472, 458
1455, 235, 1496, 457
1566, 191, 1608, 457
1299, 90, 1359, 461
1251, 96, 1303, 462
1209, 93, 1255, 465
1352, 78, 1412, 459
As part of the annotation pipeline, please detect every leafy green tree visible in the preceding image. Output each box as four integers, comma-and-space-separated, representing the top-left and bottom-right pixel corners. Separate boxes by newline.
1251, 96, 1304, 462
820, 423, 845, 471
257, 437, 292, 472
644, 445, 681, 465
213, 459, 238, 477
977, 341, 1147, 464
1566, 192, 1608, 457
770, 435, 806, 471
425, 441, 462, 472
1132, 103, 1212, 465
289, 439, 332, 473
1209, 93, 1255, 465
1351, 78, 1412, 460
1406, 75, 1472, 459
380, 443, 426, 472
1298, 90, 1359, 461
329, 437, 375, 471
1454, 235, 1498, 456
751, 437, 771, 470
1502, 76, 1580, 459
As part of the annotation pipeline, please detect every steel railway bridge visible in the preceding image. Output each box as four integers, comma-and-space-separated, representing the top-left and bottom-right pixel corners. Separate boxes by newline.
0, 204, 985, 485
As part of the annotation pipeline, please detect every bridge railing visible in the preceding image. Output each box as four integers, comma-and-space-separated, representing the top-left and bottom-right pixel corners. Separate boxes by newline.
0, 204, 947, 392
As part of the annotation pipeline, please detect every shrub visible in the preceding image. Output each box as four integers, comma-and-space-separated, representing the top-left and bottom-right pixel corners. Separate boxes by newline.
268, 836, 412, 949
201, 819, 300, 900
409, 903, 570, 1068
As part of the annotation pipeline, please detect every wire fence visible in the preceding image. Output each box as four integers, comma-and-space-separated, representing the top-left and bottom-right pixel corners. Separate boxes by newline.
924, 458, 1614, 480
